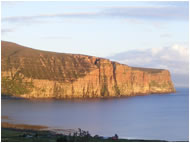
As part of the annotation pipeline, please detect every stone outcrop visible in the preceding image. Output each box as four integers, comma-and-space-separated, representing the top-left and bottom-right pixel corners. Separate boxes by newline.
1, 41, 176, 99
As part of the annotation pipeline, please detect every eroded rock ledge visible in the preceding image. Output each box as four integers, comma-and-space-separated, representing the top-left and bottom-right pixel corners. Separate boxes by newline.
1, 41, 176, 98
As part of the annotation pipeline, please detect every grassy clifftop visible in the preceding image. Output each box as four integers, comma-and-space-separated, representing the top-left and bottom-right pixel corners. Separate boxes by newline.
2, 41, 97, 82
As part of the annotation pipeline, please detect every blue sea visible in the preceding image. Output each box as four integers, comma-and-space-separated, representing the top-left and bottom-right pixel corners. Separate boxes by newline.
1, 88, 189, 141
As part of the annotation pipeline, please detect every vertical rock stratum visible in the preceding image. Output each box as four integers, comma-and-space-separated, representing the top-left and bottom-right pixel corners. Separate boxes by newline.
1, 41, 176, 98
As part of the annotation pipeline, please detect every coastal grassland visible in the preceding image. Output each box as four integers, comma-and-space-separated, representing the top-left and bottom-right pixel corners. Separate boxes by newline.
1, 128, 168, 142
2, 128, 56, 142
1, 122, 168, 142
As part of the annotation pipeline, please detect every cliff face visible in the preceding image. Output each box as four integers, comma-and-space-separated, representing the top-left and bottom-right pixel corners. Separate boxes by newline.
1, 41, 176, 98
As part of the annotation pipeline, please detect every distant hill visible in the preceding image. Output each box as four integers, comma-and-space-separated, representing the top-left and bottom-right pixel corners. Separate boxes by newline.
1, 41, 175, 98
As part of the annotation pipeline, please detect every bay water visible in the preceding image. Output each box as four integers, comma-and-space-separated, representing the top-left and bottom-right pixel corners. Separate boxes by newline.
1, 88, 189, 141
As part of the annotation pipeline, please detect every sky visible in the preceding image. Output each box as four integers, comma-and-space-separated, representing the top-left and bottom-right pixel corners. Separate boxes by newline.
1, 1, 189, 87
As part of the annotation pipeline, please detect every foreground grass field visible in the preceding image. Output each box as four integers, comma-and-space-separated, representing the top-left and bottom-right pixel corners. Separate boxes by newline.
1, 127, 168, 142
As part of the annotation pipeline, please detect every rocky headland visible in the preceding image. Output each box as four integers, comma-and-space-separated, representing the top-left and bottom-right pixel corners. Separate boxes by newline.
1, 41, 176, 99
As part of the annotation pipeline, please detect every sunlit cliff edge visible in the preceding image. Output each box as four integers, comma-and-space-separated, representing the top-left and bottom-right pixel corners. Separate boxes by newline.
1, 41, 176, 99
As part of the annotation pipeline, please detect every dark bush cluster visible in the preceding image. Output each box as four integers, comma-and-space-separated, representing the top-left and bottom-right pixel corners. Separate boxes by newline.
56, 128, 119, 142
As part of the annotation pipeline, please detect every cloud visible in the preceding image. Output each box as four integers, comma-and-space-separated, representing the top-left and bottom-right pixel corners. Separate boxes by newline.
103, 5, 188, 21
42, 36, 72, 40
2, 3, 188, 24
1, 28, 14, 34
108, 44, 189, 87
160, 34, 172, 38
2, 1, 24, 6
2, 12, 99, 23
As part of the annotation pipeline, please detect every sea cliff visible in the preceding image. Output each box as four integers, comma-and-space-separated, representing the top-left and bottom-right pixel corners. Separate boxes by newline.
1, 41, 176, 98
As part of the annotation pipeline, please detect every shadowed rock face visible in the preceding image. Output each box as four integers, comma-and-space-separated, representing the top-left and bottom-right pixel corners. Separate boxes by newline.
1, 41, 176, 99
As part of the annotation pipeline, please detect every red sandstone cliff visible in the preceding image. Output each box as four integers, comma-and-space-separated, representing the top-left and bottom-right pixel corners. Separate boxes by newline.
1, 41, 176, 98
